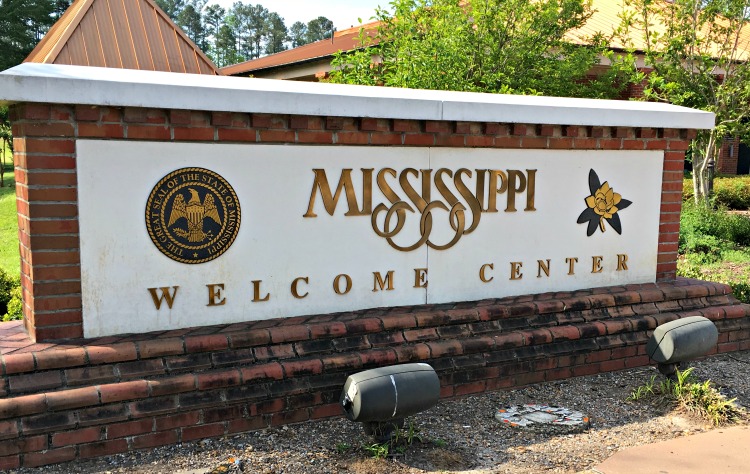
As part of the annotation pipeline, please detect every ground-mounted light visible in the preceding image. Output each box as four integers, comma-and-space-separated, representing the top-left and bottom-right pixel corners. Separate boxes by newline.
646, 316, 718, 377
340, 363, 440, 442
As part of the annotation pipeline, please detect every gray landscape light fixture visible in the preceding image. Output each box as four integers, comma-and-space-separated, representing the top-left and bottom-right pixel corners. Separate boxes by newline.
646, 316, 718, 377
341, 363, 440, 441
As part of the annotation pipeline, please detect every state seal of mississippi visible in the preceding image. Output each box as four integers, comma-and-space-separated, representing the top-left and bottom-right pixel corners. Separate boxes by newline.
146, 168, 241, 264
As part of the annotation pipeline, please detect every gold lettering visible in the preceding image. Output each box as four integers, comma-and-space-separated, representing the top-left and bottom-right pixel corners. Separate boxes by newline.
566, 257, 578, 275
617, 254, 629, 271
506, 170, 527, 212
291, 277, 309, 299
487, 170, 508, 212
400, 168, 428, 213
373, 271, 395, 292
525, 169, 537, 211
454, 168, 482, 234
592, 256, 604, 273
537, 259, 550, 278
479, 263, 494, 282
252, 280, 270, 302
206, 284, 226, 306
304, 169, 369, 217
333, 274, 352, 295
148, 286, 179, 310
413, 268, 428, 288
510, 262, 523, 280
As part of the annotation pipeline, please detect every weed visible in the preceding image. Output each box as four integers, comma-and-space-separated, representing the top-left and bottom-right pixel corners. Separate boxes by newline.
432, 438, 447, 448
628, 368, 746, 425
335, 442, 352, 454
362, 442, 389, 459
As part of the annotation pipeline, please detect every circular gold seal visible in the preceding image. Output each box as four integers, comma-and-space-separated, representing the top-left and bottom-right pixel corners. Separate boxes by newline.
145, 168, 241, 264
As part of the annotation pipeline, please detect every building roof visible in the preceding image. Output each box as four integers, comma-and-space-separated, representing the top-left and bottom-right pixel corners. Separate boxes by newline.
222, 0, 750, 78
221, 23, 380, 77
25, 0, 220, 75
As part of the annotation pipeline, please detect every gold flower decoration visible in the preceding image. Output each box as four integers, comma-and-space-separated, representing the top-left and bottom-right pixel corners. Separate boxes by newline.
577, 169, 632, 236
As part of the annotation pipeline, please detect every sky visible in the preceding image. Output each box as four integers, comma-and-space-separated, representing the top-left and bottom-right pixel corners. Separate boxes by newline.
212, 0, 389, 30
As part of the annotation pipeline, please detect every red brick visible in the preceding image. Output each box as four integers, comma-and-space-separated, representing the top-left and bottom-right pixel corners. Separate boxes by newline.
254, 343, 295, 360
107, 419, 154, 439
310, 403, 341, 420
117, 358, 165, 378
217, 128, 258, 141
393, 119, 420, 133
259, 130, 295, 142
336, 131, 369, 144
21, 412, 76, 435
185, 334, 229, 353
65, 365, 117, 386
8, 371, 62, 394
371, 132, 404, 145
0, 434, 46, 456
169, 109, 191, 124
268, 325, 310, 343
346, 318, 383, 334
51, 426, 102, 447
404, 133, 435, 146
282, 359, 323, 377
77, 404, 129, 426
155, 411, 201, 431
182, 422, 225, 441
137, 338, 184, 358
15, 122, 74, 137
229, 329, 270, 348
394, 343, 431, 362
0, 421, 18, 441
16, 104, 51, 120
85, 342, 138, 364
197, 369, 241, 390
45, 386, 100, 411
173, 127, 214, 141
308, 322, 346, 338
227, 416, 267, 434
426, 340, 463, 358
454, 381, 487, 396
359, 348, 398, 367
79, 439, 129, 459
148, 374, 197, 396
22, 446, 76, 468
78, 123, 125, 138
100, 380, 149, 403
240, 362, 284, 382
2, 353, 35, 374
297, 131, 334, 144
131, 430, 178, 450
127, 125, 170, 140
321, 353, 362, 371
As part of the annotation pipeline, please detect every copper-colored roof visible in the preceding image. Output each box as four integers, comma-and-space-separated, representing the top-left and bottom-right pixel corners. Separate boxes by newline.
221, 22, 380, 76
223, 0, 750, 77
25, 0, 220, 75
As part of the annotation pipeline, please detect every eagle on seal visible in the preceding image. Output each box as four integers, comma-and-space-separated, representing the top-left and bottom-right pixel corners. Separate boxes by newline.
168, 188, 221, 242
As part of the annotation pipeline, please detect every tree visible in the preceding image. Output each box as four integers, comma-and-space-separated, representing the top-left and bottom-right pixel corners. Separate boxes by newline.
203, 3, 225, 63
621, 0, 750, 204
215, 23, 243, 66
0, 106, 11, 188
0, 0, 56, 71
289, 21, 307, 47
305, 16, 334, 43
265, 12, 288, 55
177, 0, 207, 48
155, 0, 186, 21
329, 0, 632, 99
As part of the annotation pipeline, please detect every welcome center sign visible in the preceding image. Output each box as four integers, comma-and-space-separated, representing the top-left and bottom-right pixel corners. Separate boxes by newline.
77, 141, 663, 337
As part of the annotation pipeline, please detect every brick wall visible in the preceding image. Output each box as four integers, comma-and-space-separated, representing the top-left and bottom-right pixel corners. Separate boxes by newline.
0, 278, 748, 469
10, 102, 693, 343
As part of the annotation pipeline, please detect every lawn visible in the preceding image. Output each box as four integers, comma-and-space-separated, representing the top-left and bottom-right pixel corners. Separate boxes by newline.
0, 141, 18, 277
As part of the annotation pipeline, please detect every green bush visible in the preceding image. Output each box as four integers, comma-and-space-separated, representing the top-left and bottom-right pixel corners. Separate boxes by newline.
683, 176, 750, 210
3, 285, 22, 321
0, 268, 18, 315
679, 200, 750, 253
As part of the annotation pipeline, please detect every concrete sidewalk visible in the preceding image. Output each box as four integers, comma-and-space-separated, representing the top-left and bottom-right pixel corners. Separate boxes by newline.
592, 425, 750, 474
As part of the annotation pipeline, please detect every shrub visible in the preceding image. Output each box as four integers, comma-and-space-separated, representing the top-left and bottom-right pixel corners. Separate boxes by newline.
683, 176, 750, 210
3, 285, 22, 321
0, 268, 18, 316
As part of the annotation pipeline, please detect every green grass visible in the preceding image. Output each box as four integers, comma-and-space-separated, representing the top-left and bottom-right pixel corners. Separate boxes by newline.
0, 141, 18, 277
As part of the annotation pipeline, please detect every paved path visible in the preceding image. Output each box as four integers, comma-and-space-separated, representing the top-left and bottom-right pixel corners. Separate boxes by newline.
593, 425, 750, 474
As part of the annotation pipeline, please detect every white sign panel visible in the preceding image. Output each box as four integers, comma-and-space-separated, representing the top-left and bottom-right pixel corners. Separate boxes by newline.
77, 141, 663, 337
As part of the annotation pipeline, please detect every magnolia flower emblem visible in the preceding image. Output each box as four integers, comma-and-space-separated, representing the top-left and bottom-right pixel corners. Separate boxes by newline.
577, 169, 632, 236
